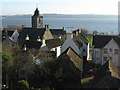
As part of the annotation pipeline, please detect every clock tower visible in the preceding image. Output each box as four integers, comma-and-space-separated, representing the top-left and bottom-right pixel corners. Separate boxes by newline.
32, 8, 43, 28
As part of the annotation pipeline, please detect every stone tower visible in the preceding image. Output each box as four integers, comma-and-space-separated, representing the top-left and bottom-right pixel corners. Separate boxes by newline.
32, 8, 43, 28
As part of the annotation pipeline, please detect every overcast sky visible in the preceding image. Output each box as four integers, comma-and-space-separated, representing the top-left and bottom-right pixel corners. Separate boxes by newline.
0, 0, 119, 15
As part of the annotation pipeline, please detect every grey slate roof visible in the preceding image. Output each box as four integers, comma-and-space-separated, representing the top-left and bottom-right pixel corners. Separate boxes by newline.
58, 47, 83, 71
93, 35, 120, 48
18, 27, 66, 45
18, 27, 45, 45
46, 38, 62, 49
72, 29, 88, 44
23, 40, 42, 49
78, 33, 88, 44
50, 29, 66, 35
73, 37, 83, 49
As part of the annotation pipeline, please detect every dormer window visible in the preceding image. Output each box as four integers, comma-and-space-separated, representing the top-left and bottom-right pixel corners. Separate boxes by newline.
37, 36, 41, 42
25, 35, 29, 40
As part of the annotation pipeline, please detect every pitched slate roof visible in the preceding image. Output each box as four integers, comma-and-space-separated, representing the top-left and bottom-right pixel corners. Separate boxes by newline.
93, 35, 120, 48
72, 29, 88, 44
18, 27, 44, 45
59, 47, 83, 71
46, 38, 62, 49
23, 40, 42, 49
78, 33, 88, 44
50, 29, 66, 35
72, 35, 83, 49
18, 27, 66, 45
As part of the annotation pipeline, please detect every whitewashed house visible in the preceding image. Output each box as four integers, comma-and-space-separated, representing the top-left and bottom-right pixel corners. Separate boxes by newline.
92, 35, 120, 68
103, 38, 120, 68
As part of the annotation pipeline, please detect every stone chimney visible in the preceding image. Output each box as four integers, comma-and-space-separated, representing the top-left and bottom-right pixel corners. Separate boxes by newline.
76, 31, 79, 36
78, 29, 82, 33
45, 25, 49, 31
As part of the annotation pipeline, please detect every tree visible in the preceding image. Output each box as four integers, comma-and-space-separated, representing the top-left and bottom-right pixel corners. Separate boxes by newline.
28, 56, 81, 88
2, 40, 34, 89
5, 25, 22, 31
93, 30, 98, 35
81, 29, 89, 35
2, 52, 12, 87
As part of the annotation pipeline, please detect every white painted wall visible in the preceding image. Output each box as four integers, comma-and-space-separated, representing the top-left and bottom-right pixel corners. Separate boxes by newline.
40, 39, 50, 51
77, 36, 89, 60
56, 46, 61, 57
103, 39, 119, 66
87, 43, 90, 60
61, 34, 80, 55
51, 46, 61, 57
93, 48, 102, 64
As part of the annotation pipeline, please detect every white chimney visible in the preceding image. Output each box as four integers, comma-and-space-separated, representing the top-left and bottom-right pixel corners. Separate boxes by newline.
79, 29, 82, 33
42, 39, 46, 46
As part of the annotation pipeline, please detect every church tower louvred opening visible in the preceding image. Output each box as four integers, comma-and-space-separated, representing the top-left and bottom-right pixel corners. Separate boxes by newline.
32, 8, 43, 28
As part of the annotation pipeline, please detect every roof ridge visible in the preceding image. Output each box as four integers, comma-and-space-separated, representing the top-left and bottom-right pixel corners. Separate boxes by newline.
59, 46, 82, 58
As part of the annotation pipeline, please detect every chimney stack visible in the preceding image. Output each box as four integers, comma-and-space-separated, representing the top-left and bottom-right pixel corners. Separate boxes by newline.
45, 24, 49, 30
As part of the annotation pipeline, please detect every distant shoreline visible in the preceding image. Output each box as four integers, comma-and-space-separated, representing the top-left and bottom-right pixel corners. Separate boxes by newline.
1, 14, 117, 18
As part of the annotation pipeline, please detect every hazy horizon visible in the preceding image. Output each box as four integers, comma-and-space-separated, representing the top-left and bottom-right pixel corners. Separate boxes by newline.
1, 13, 118, 16
1, 0, 119, 15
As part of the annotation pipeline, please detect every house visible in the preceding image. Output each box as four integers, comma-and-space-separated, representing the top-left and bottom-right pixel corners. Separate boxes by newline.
55, 47, 83, 88
60, 47, 83, 72
46, 38, 62, 57
92, 35, 120, 68
38, 38, 62, 57
61, 29, 89, 62
92, 61, 120, 88
61, 33, 80, 56
72, 29, 89, 61
18, 8, 66, 49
